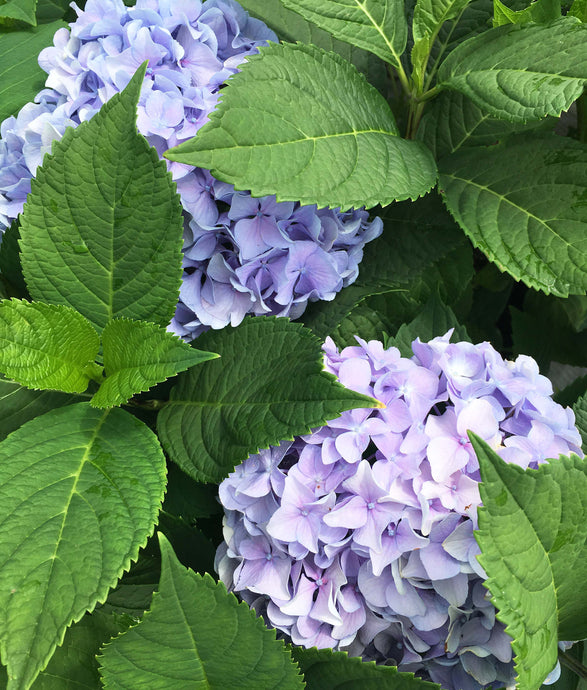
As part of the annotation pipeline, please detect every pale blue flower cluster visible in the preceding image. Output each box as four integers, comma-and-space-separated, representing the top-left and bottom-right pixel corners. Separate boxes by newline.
0, 0, 382, 338
216, 333, 583, 689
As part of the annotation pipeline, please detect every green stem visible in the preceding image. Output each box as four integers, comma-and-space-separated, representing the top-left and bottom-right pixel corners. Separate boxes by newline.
559, 650, 587, 681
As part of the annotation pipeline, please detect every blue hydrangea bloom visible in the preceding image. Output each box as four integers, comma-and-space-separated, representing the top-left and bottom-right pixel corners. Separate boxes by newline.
216, 333, 583, 689
0, 0, 382, 339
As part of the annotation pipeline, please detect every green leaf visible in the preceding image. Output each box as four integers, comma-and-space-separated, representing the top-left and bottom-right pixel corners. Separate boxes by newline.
0, 403, 167, 689
90, 319, 218, 409
19, 63, 184, 333
416, 91, 554, 158
291, 647, 439, 689
493, 0, 560, 26
0, 0, 37, 24
413, 0, 472, 42
99, 534, 304, 690
279, 0, 407, 69
0, 378, 81, 441
574, 393, 587, 452
0, 22, 66, 121
332, 302, 393, 348
166, 43, 437, 211
471, 436, 587, 689
0, 220, 29, 299
29, 609, 132, 690
569, 0, 587, 21
237, 0, 390, 93
437, 17, 587, 122
510, 292, 587, 372
439, 134, 587, 297
389, 292, 470, 357
34, 0, 72, 23
98, 549, 160, 620
0, 300, 101, 393
157, 316, 380, 483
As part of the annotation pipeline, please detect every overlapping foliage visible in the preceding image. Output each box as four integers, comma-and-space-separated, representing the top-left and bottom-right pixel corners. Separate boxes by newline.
0, 0, 585, 689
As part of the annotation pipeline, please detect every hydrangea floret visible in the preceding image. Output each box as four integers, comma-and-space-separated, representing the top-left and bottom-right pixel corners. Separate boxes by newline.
0, 0, 382, 339
216, 332, 583, 690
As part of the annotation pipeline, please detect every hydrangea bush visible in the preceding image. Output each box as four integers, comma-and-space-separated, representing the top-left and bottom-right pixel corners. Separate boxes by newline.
217, 333, 583, 689
0, 0, 383, 339
0, 0, 585, 689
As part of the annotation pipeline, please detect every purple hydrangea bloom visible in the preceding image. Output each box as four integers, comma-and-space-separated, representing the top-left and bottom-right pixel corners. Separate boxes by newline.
216, 332, 583, 689
0, 0, 383, 338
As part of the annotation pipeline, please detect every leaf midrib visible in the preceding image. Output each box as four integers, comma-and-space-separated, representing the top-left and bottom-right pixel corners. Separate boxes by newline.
11, 408, 111, 682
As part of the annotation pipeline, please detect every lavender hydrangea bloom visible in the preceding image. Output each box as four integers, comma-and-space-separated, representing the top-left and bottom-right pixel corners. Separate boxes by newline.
0, 0, 383, 338
216, 332, 583, 689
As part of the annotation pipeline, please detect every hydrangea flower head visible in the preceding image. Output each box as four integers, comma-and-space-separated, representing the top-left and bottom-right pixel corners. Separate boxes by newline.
0, 0, 382, 339
216, 332, 583, 689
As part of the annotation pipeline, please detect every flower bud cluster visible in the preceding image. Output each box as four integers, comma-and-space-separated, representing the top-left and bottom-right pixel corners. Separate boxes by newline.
0, 0, 382, 339
216, 333, 583, 689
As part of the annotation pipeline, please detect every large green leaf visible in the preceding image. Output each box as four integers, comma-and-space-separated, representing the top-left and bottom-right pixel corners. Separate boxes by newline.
0, 379, 80, 441
574, 393, 587, 452
99, 534, 303, 689
166, 43, 437, 211
90, 319, 218, 409
0, 0, 37, 24
157, 317, 380, 483
237, 0, 389, 93
279, 0, 407, 69
0, 300, 101, 393
437, 17, 587, 122
439, 134, 587, 297
471, 436, 587, 689
416, 91, 554, 158
19, 64, 184, 333
291, 647, 439, 689
0, 22, 66, 121
0, 403, 167, 689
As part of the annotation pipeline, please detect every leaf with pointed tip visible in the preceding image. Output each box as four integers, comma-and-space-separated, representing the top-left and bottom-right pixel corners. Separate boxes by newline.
0, 403, 166, 689
0, 0, 37, 24
413, 0, 472, 43
98, 534, 304, 689
437, 17, 587, 122
19, 64, 183, 334
439, 134, 587, 297
0, 378, 82, 441
90, 319, 218, 409
157, 317, 380, 483
0, 300, 101, 393
166, 43, 437, 211
0, 22, 66, 121
279, 0, 407, 68
291, 647, 439, 689
471, 436, 587, 689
